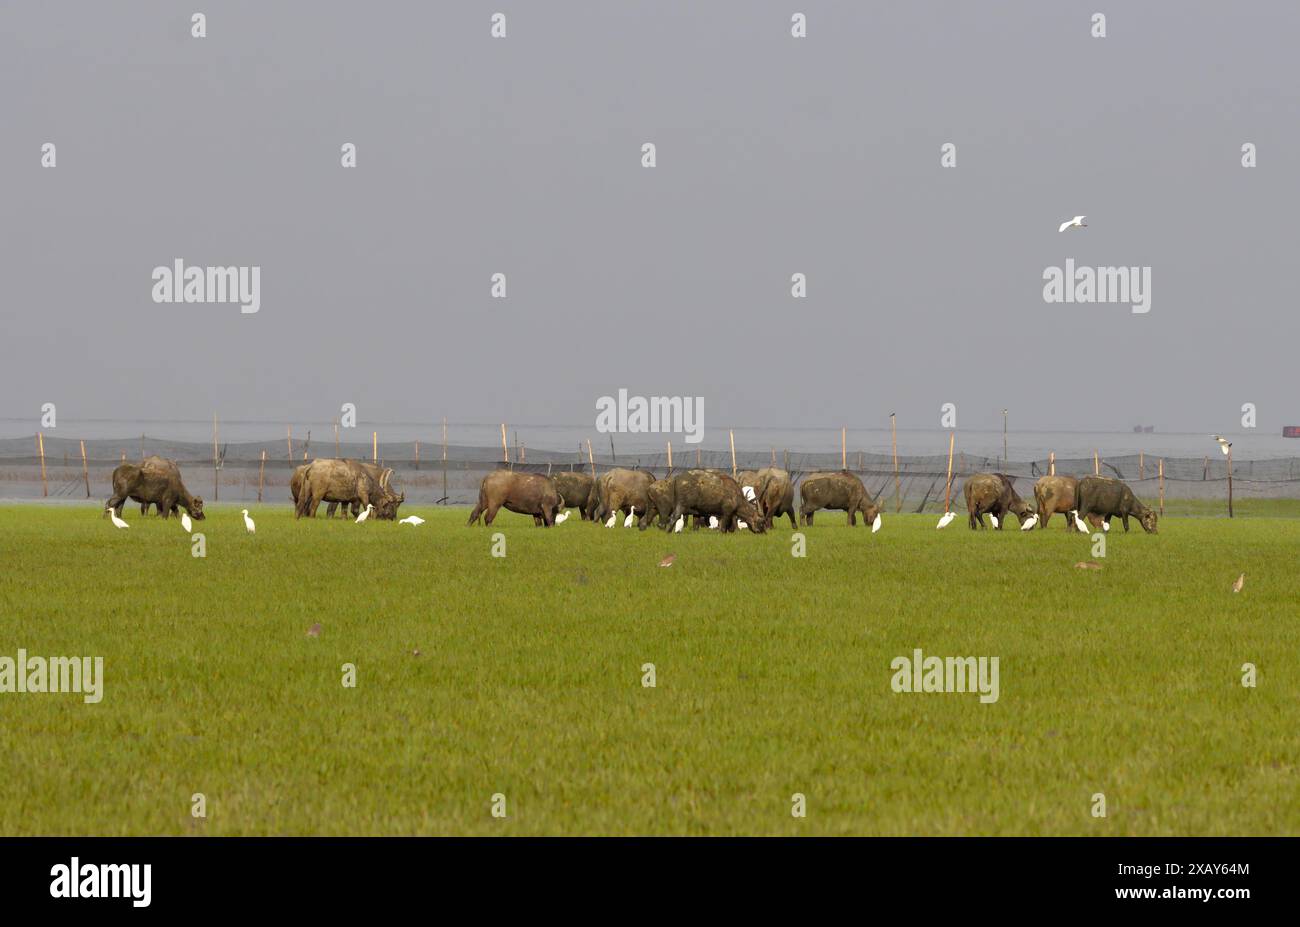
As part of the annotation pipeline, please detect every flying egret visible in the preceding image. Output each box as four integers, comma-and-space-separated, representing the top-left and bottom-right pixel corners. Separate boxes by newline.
1212, 435, 1232, 456
1058, 215, 1087, 232
872, 513, 882, 533
604, 512, 617, 528
936, 511, 956, 529
356, 503, 375, 524
1019, 514, 1039, 531
108, 509, 129, 529
554, 511, 569, 524
1071, 510, 1089, 532
180, 511, 192, 532
673, 515, 685, 533
624, 506, 637, 528
399, 515, 425, 525
708, 515, 719, 529
988, 513, 1000, 529
242, 509, 256, 534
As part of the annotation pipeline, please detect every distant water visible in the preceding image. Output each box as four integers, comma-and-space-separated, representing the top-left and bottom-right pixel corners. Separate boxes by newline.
3, 418, 1297, 461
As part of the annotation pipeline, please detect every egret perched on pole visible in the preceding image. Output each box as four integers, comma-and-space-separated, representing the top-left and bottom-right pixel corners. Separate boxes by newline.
1212, 435, 1232, 456
180, 511, 192, 533
108, 508, 129, 529
355, 503, 375, 524
1058, 215, 1087, 232
242, 509, 256, 534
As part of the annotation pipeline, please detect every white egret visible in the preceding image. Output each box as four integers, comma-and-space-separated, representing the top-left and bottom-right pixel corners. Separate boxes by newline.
988, 513, 1000, 529
108, 509, 129, 529
1071, 510, 1088, 532
553, 511, 569, 524
1058, 215, 1087, 232
604, 512, 617, 528
1019, 514, 1038, 531
1212, 435, 1232, 456
936, 511, 956, 529
355, 503, 375, 524
242, 509, 256, 534
742, 486, 757, 502
708, 515, 719, 529
180, 511, 192, 532
673, 515, 685, 533
737, 519, 748, 531
1101, 520, 1110, 532
399, 515, 425, 525
872, 513, 882, 533
624, 506, 637, 528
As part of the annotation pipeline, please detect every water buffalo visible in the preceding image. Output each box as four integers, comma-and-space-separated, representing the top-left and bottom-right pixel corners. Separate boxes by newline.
295, 459, 402, 520
591, 468, 656, 524
964, 473, 1033, 530
552, 471, 596, 520
1033, 475, 1080, 530
663, 469, 764, 533
640, 478, 675, 529
106, 456, 205, 520
1075, 476, 1158, 533
467, 470, 563, 526
291, 462, 365, 518
754, 467, 797, 529
799, 471, 880, 527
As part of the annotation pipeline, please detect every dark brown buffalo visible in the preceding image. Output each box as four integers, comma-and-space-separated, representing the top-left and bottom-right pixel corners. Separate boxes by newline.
663, 469, 764, 533
552, 471, 595, 520
754, 467, 797, 529
295, 459, 402, 520
468, 470, 563, 526
1034, 475, 1080, 530
106, 456, 205, 520
963, 472, 1032, 530
799, 471, 880, 527
1075, 476, 1158, 533
640, 478, 675, 529
591, 468, 656, 525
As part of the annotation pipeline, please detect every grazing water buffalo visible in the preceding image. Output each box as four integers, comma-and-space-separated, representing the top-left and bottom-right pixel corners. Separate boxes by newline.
468, 470, 563, 526
753, 467, 797, 529
295, 459, 402, 520
106, 456, 205, 520
799, 471, 880, 527
663, 469, 764, 533
591, 468, 656, 524
964, 473, 1033, 530
641, 478, 675, 529
1075, 476, 1158, 533
552, 471, 596, 520
1033, 475, 1080, 530
291, 463, 374, 519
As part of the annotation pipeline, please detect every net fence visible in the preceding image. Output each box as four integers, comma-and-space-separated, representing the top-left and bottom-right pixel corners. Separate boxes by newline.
4, 434, 1298, 514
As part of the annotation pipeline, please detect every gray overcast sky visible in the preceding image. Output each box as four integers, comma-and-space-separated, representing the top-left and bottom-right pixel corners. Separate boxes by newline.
2, 1, 1298, 441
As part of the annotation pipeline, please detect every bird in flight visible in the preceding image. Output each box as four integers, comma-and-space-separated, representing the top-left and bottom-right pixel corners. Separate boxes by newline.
1058, 215, 1087, 232
1212, 435, 1232, 456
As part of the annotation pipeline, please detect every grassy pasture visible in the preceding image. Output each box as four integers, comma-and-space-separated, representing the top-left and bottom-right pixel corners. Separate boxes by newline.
0, 502, 1297, 835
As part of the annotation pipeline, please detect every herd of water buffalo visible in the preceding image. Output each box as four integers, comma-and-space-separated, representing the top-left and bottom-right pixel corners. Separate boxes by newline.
102, 455, 1158, 535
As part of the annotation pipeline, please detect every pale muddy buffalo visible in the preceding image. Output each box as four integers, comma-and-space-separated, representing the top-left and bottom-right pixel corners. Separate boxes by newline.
291, 462, 363, 519
799, 471, 880, 527
1033, 475, 1080, 531
591, 468, 656, 524
106, 456, 205, 520
552, 471, 596, 520
963, 473, 1033, 530
662, 469, 764, 533
295, 459, 402, 520
1075, 476, 1158, 533
467, 470, 563, 527
754, 467, 797, 529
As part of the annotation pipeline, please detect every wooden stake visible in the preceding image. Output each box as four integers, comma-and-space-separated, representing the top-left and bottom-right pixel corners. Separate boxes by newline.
334, 420, 340, 457
944, 432, 955, 512
415, 440, 420, 470
770, 447, 776, 466
1049, 451, 1055, 476
501, 424, 508, 464
891, 413, 900, 513
666, 440, 673, 472
1093, 450, 1099, 475
442, 418, 448, 503
1158, 458, 1165, 515
258, 450, 266, 502
696, 448, 701, 467
37, 433, 48, 497
783, 449, 789, 472
1227, 446, 1234, 518
287, 425, 293, 463
372, 431, 378, 464
1139, 451, 1145, 480
587, 439, 595, 477
212, 414, 219, 501
80, 440, 90, 498
729, 429, 737, 477
520, 443, 526, 463
841, 426, 847, 470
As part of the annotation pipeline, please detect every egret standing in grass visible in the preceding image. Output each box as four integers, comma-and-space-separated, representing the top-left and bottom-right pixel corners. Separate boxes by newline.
708, 515, 719, 530
988, 513, 1000, 529
399, 514, 425, 525
1019, 513, 1038, 531
1058, 215, 1087, 232
936, 511, 956, 529
355, 503, 374, 524
604, 512, 617, 528
623, 506, 637, 528
1071, 510, 1089, 532
872, 513, 882, 533
108, 508, 129, 529
242, 509, 256, 534
180, 511, 192, 532
554, 511, 569, 524
673, 515, 685, 533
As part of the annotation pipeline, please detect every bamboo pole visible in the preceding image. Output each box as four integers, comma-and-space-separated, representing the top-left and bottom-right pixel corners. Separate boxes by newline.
80, 440, 89, 498
891, 413, 900, 513
1093, 450, 1099, 475
783, 449, 789, 472
501, 424, 508, 464
1203, 456, 1209, 480
1049, 451, 1055, 476
609, 434, 616, 463
944, 432, 955, 512
258, 450, 266, 502
415, 440, 420, 470
287, 425, 293, 463
841, 426, 847, 470
1139, 451, 1145, 480
302, 430, 310, 461
520, 443, 526, 463
37, 433, 48, 497
334, 420, 340, 457
729, 430, 737, 477
770, 448, 776, 466
140, 433, 145, 460
442, 418, 448, 503
587, 439, 595, 477
1158, 458, 1165, 515
667, 440, 673, 473
696, 448, 701, 467
1227, 446, 1234, 518
212, 414, 219, 501
373, 431, 378, 464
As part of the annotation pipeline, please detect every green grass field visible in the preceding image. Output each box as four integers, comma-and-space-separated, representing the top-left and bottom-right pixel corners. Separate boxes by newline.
1, 502, 1297, 835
